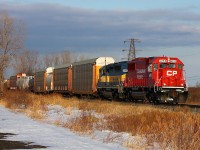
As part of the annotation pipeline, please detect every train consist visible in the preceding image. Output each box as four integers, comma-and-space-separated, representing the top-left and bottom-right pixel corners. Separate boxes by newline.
8, 56, 188, 104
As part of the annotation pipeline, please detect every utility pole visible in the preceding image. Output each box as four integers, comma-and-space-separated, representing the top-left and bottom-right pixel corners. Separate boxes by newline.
123, 38, 140, 61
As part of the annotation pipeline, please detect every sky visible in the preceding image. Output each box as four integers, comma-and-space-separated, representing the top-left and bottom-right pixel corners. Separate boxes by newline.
1, 0, 200, 86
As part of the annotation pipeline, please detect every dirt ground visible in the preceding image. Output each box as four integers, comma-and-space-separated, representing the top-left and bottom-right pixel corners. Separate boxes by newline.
0, 133, 47, 149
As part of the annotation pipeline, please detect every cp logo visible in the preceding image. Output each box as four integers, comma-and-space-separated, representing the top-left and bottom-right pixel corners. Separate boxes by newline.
167, 71, 177, 76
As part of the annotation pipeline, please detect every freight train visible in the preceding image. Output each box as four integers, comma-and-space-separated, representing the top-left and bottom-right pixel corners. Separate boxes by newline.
9, 56, 188, 104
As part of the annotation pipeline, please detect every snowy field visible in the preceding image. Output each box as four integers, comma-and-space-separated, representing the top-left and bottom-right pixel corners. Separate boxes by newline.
0, 106, 127, 150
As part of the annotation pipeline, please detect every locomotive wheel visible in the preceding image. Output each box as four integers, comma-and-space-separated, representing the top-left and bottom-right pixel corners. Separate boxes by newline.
153, 100, 160, 105
128, 92, 134, 102
112, 92, 119, 101
152, 95, 159, 105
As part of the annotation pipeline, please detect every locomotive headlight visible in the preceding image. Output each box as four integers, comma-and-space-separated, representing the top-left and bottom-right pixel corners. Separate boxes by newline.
163, 83, 166, 86
181, 84, 184, 86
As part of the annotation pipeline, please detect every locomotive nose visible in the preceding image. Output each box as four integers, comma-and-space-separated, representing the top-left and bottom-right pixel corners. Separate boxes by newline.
162, 69, 178, 87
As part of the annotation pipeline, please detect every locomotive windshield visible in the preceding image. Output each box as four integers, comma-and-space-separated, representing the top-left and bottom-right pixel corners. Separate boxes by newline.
168, 63, 176, 68
178, 64, 183, 70
160, 63, 167, 68
160, 63, 176, 69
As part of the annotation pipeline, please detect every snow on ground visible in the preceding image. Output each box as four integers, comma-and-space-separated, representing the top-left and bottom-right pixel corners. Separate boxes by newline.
0, 106, 127, 150
45, 105, 148, 149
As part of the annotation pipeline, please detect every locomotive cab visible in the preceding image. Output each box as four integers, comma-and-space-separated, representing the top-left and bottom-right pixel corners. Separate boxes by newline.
150, 57, 188, 103
97, 61, 128, 99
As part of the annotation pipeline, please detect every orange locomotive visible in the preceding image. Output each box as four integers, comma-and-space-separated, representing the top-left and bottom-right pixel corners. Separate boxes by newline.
124, 56, 188, 104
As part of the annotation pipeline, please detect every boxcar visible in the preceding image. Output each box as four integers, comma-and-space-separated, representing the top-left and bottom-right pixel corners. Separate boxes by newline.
9, 73, 26, 90
9, 76, 17, 90
72, 57, 115, 95
53, 64, 72, 94
34, 67, 54, 93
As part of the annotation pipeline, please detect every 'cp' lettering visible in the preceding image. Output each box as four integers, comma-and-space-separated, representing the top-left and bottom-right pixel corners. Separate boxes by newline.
167, 71, 177, 76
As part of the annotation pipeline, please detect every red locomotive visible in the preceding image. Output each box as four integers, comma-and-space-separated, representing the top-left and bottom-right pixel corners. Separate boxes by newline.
124, 56, 188, 104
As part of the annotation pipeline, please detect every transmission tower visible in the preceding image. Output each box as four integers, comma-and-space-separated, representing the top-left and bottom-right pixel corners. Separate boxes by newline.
124, 38, 140, 61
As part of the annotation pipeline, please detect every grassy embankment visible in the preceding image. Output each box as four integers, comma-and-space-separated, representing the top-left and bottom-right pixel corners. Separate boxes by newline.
0, 90, 199, 150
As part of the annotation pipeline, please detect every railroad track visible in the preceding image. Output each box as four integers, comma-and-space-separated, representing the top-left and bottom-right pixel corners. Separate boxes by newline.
68, 96, 200, 113
144, 103, 200, 113
101, 99, 200, 113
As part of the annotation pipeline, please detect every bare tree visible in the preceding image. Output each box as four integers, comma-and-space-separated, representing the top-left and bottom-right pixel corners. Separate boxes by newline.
12, 49, 39, 75
43, 50, 72, 68
43, 54, 53, 68
0, 12, 24, 93
42, 50, 89, 71
59, 50, 72, 64
73, 52, 89, 62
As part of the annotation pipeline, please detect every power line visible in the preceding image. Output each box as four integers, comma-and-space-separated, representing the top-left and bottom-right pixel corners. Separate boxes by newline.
123, 38, 140, 61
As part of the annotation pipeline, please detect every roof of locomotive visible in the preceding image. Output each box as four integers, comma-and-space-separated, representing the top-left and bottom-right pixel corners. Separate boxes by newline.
100, 61, 128, 70
72, 57, 115, 66
129, 56, 184, 65
148, 56, 184, 64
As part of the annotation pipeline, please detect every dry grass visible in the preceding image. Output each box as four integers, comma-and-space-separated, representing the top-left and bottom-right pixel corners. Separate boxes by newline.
104, 109, 200, 149
187, 87, 200, 105
64, 111, 99, 134
1, 90, 200, 150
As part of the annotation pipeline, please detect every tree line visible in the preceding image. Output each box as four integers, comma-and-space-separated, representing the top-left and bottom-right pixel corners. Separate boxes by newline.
0, 12, 87, 94
12, 49, 88, 76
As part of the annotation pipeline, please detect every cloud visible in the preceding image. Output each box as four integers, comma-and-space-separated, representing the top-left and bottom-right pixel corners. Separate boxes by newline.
1, 2, 200, 53
1, 1, 200, 85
